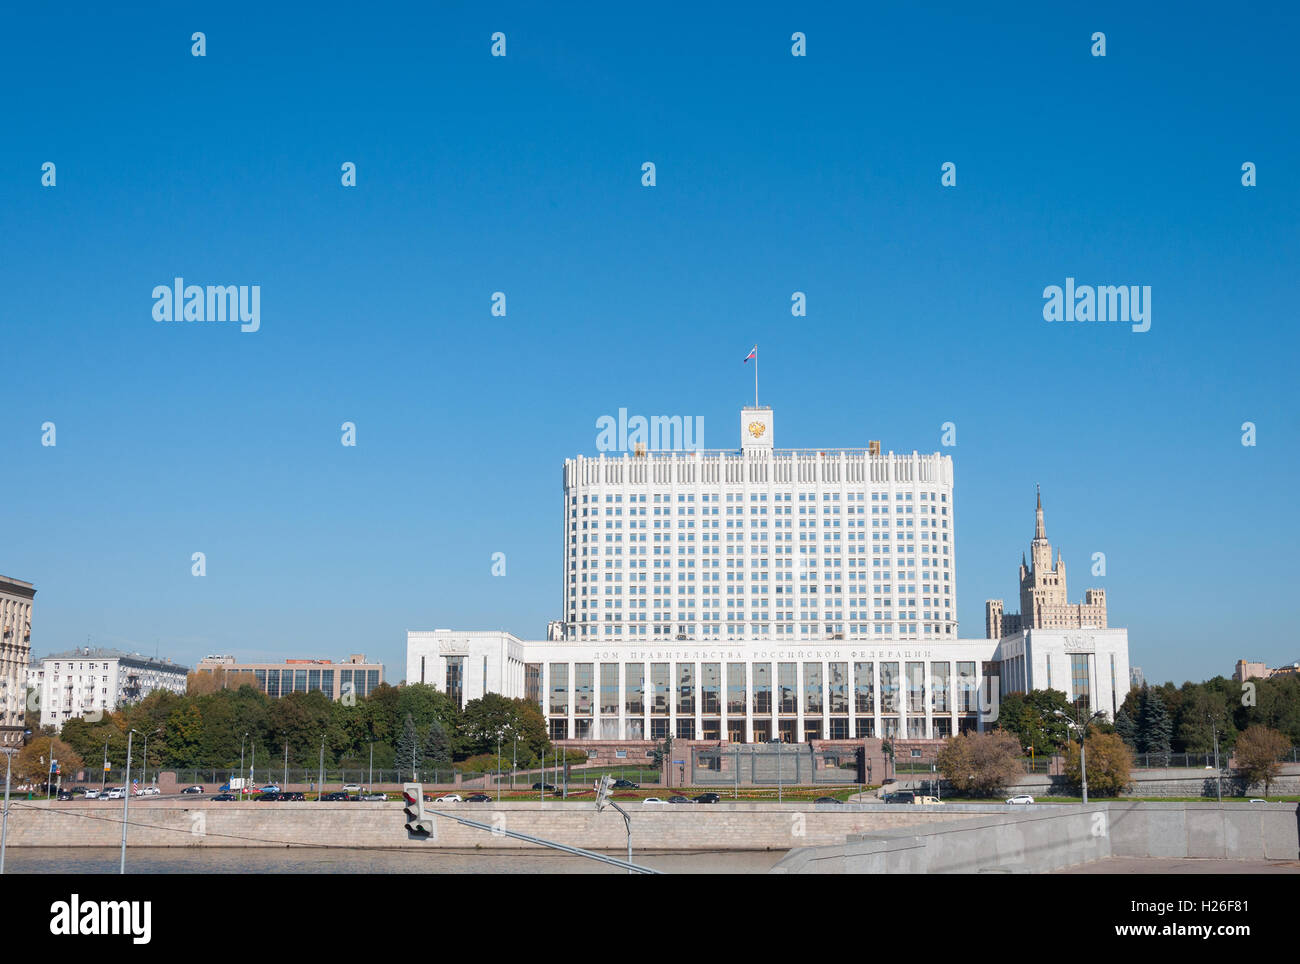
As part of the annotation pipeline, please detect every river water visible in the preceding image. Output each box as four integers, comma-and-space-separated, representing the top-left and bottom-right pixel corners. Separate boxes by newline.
2, 846, 786, 874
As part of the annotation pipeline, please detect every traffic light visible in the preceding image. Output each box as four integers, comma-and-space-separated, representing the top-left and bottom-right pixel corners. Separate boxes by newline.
594, 774, 614, 811
402, 783, 434, 837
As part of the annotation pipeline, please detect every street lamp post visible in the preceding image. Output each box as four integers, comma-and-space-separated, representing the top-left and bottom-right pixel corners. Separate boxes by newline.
1054, 708, 1105, 804
368, 741, 374, 791
119, 729, 136, 874
318, 734, 325, 801
496, 732, 503, 803
1, 747, 17, 875
239, 733, 247, 797
512, 734, 518, 791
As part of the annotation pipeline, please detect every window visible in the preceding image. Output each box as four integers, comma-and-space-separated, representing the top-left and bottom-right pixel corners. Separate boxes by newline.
575, 663, 594, 715
625, 663, 644, 716
778, 663, 797, 714
676, 663, 695, 715
701, 663, 721, 715
727, 663, 746, 715
445, 657, 465, 711
804, 662, 823, 715
854, 662, 875, 714
549, 663, 569, 716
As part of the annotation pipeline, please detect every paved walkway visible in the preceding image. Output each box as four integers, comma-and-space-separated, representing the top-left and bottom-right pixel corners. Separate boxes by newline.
1056, 857, 1300, 874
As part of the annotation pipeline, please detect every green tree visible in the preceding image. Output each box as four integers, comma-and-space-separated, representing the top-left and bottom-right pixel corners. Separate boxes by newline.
394, 714, 422, 779
995, 689, 1072, 755
1063, 731, 1132, 796
459, 693, 549, 763
1138, 686, 1172, 762
423, 717, 452, 770
1234, 724, 1289, 796
936, 731, 1023, 798
1113, 706, 1138, 751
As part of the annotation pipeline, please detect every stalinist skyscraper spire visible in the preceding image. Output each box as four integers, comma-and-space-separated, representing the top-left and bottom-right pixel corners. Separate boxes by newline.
985, 489, 1109, 639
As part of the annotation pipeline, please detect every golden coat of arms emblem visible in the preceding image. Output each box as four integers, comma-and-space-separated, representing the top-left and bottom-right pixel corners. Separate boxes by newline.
747, 421, 766, 439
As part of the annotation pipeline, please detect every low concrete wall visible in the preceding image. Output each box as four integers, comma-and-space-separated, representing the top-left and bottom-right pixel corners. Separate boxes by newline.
2, 799, 983, 852
1107, 801, 1299, 860
772, 801, 1300, 873
900, 762, 1300, 799
772, 804, 1111, 874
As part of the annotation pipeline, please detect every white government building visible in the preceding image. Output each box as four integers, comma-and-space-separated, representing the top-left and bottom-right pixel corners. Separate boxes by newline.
407, 405, 1130, 744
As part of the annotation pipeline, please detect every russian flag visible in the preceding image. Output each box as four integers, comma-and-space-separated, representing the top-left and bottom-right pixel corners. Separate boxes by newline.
743, 345, 757, 363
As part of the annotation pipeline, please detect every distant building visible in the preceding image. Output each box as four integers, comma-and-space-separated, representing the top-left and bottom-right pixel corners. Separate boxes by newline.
985, 489, 1107, 639
30, 647, 189, 732
1234, 659, 1300, 683
1129, 665, 1145, 690
0, 575, 36, 747
194, 653, 383, 701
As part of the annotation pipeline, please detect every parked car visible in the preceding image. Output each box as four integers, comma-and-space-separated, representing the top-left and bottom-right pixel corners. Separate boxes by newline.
464, 793, 492, 802
56, 789, 74, 801
359, 792, 387, 802
257, 785, 281, 795
83, 788, 100, 799
180, 786, 204, 795
815, 796, 843, 804
434, 794, 463, 804
611, 779, 639, 789
212, 793, 236, 801
1249, 798, 1267, 804
1006, 794, 1035, 805
322, 791, 351, 801
882, 791, 916, 804
139, 786, 161, 796
254, 793, 280, 802
531, 782, 556, 792
692, 793, 721, 804
641, 797, 667, 806
341, 784, 362, 793
277, 792, 306, 801
103, 787, 126, 800
667, 795, 693, 804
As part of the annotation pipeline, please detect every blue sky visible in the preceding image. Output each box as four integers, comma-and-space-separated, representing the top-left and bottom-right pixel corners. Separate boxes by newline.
2, 2, 1296, 686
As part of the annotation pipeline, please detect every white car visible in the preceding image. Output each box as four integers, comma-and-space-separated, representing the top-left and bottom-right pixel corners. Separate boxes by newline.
1005, 794, 1035, 805
434, 794, 462, 804
641, 797, 667, 806
104, 787, 126, 800
140, 786, 161, 796
341, 783, 362, 793
83, 788, 101, 799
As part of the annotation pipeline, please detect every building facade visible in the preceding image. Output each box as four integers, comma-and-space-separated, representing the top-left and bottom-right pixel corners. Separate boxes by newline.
1233, 659, 1300, 683
0, 575, 36, 747
407, 404, 1133, 743
563, 406, 957, 643
984, 489, 1107, 639
194, 654, 383, 701
29, 648, 189, 731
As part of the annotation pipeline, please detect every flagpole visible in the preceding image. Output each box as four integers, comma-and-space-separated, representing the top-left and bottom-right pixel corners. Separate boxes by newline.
754, 345, 759, 408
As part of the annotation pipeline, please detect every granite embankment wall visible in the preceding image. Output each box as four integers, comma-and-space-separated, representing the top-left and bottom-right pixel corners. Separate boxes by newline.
2, 799, 984, 852
897, 762, 1300, 799
772, 801, 1300, 873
